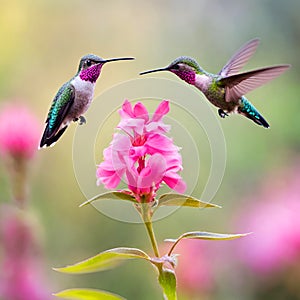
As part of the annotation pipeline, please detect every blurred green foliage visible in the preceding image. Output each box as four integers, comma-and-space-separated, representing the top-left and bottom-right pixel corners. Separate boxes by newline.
0, 0, 299, 299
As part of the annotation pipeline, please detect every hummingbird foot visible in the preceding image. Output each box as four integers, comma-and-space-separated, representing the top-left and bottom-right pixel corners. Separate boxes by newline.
218, 109, 229, 118
78, 115, 86, 125
73, 116, 87, 125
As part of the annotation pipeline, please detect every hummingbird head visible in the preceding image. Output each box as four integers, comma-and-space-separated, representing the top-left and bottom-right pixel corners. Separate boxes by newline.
78, 54, 134, 83
140, 56, 202, 85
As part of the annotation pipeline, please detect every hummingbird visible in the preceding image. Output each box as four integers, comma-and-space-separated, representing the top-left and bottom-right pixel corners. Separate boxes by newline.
39, 54, 134, 148
140, 39, 290, 128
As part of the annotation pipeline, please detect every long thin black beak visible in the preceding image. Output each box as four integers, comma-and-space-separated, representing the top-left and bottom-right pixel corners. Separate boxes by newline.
139, 67, 169, 75
103, 57, 135, 63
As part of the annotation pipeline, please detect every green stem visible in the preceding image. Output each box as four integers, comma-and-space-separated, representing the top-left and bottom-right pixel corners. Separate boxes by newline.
7, 156, 28, 209
167, 240, 179, 256
141, 204, 160, 257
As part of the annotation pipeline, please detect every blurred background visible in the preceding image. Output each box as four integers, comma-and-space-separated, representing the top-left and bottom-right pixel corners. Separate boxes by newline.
0, 0, 299, 299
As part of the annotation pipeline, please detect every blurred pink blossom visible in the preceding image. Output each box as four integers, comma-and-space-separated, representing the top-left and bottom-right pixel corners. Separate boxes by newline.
169, 240, 214, 296
0, 103, 40, 159
0, 258, 51, 300
97, 100, 186, 202
0, 206, 52, 300
235, 162, 300, 276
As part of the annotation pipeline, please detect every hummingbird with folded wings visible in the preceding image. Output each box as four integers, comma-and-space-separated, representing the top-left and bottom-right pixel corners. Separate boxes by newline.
40, 54, 134, 148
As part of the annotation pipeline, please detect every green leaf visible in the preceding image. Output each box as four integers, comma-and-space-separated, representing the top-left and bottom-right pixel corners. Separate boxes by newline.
54, 288, 125, 300
54, 247, 151, 274
166, 231, 250, 255
80, 191, 136, 207
158, 268, 177, 300
156, 193, 221, 209
166, 231, 249, 242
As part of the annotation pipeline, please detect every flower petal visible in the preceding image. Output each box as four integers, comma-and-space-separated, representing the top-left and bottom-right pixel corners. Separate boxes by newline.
163, 172, 187, 193
125, 166, 138, 194
145, 122, 171, 134
146, 134, 179, 154
118, 118, 145, 136
97, 170, 123, 189
111, 134, 131, 152
133, 102, 149, 122
119, 99, 134, 118
129, 145, 147, 159
138, 154, 166, 189
151, 100, 169, 122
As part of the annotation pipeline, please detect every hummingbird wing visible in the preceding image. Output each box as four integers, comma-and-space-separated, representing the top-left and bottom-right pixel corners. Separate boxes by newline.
218, 38, 260, 77
40, 83, 75, 147
45, 82, 69, 123
219, 65, 290, 103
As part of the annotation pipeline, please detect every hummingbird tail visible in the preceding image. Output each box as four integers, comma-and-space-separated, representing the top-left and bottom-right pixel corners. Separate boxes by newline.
39, 125, 68, 148
239, 97, 270, 128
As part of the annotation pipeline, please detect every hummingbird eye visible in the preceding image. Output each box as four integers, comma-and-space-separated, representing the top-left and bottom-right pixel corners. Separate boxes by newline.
86, 59, 92, 67
172, 64, 180, 70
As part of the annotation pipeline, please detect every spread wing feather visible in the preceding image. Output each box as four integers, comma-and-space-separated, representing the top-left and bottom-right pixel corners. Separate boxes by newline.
219, 65, 290, 102
219, 38, 260, 77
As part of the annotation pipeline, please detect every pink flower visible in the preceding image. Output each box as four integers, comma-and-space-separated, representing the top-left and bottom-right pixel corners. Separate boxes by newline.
235, 161, 300, 276
97, 100, 186, 202
0, 103, 40, 159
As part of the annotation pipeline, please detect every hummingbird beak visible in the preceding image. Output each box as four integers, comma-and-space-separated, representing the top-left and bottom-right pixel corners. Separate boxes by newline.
139, 67, 169, 75
102, 57, 135, 63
